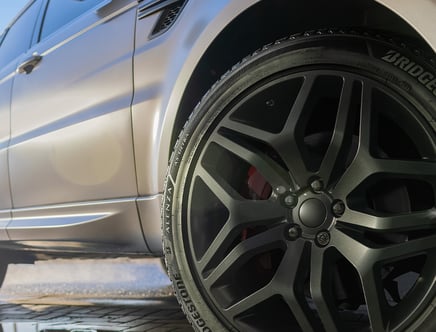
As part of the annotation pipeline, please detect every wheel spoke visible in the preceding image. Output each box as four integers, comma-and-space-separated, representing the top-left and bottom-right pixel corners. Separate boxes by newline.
331, 230, 388, 331
371, 233, 436, 262
332, 156, 370, 199
334, 157, 436, 199
198, 222, 234, 272
319, 78, 356, 185
360, 266, 386, 332
310, 246, 340, 332
274, 240, 316, 332
333, 81, 435, 198
272, 74, 316, 187
212, 133, 290, 189
339, 208, 436, 231
358, 82, 373, 151
329, 229, 386, 331
195, 165, 239, 208
198, 199, 286, 271
204, 223, 286, 288
332, 227, 436, 268
225, 284, 274, 318
330, 228, 369, 267
332, 83, 374, 198
226, 240, 317, 330
229, 197, 286, 225
374, 158, 436, 177
220, 75, 316, 188
220, 119, 277, 145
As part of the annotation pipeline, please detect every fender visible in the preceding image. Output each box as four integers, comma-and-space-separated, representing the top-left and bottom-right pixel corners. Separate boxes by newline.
157, 0, 259, 189
375, 0, 436, 52
132, 0, 258, 196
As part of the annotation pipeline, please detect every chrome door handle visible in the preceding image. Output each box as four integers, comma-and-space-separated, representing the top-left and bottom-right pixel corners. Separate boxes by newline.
18, 53, 43, 74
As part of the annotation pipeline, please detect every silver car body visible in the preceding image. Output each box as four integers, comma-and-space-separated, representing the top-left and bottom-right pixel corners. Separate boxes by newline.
0, 0, 434, 256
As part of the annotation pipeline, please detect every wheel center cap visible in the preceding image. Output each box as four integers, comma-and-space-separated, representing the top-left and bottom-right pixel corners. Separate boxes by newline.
299, 199, 327, 228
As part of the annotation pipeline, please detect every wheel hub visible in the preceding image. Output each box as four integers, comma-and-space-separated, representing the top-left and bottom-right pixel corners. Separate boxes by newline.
284, 184, 336, 239
299, 198, 327, 228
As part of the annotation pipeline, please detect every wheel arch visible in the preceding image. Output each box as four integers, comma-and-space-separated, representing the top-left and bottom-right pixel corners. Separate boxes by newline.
164, 0, 434, 172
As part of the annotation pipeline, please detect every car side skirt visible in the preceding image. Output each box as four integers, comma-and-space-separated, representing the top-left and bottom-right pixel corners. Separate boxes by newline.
0, 197, 159, 255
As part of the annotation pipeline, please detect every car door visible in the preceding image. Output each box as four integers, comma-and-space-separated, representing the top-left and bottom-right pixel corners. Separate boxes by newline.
0, 1, 42, 239
9, 0, 138, 209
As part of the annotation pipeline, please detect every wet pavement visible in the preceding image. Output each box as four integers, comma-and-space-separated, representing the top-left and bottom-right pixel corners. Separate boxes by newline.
0, 258, 192, 332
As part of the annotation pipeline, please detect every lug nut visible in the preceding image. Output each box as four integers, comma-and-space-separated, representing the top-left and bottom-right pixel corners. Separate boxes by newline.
275, 186, 287, 195
283, 194, 298, 208
275, 186, 298, 209
315, 231, 330, 247
332, 200, 346, 217
287, 224, 301, 241
310, 179, 324, 192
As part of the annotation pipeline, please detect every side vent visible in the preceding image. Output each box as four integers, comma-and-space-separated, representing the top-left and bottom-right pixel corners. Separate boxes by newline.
137, 0, 187, 39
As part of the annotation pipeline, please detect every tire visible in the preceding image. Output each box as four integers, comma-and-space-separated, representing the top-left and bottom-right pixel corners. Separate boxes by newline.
163, 29, 436, 332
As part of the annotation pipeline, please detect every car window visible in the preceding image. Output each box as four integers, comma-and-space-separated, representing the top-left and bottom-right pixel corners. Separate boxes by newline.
0, 2, 41, 68
40, 0, 103, 41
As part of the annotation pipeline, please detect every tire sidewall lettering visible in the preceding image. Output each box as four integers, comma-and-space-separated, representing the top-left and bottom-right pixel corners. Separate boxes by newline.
380, 49, 436, 97
172, 273, 212, 331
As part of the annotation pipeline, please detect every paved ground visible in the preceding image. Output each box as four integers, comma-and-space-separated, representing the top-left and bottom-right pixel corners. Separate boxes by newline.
0, 298, 192, 332
0, 258, 193, 332
0, 258, 174, 300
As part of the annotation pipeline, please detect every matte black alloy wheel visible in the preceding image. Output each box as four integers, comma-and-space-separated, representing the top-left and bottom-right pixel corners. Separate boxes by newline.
164, 31, 436, 332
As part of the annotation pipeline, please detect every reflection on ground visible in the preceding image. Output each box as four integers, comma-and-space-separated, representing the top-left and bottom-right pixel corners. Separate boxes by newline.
0, 297, 192, 332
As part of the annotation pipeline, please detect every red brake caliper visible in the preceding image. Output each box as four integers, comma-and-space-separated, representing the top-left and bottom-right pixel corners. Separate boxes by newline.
241, 167, 274, 271
241, 167, 273, 242
247, 166, 272, 200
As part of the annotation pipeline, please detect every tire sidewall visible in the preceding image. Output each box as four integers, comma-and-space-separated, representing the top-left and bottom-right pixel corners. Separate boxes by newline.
163, 32, 436, 332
